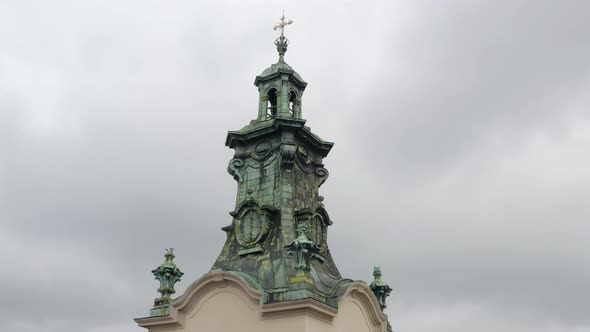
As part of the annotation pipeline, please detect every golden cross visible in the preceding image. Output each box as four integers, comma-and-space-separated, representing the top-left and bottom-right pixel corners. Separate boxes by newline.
273, 12, 293, 38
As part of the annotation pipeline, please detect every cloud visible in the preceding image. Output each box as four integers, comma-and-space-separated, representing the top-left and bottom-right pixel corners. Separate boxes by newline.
0, 1, 588, 332
354, 1, 590, 179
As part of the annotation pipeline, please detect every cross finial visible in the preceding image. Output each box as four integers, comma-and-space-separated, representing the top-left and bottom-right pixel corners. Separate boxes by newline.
273, 11, 293, 38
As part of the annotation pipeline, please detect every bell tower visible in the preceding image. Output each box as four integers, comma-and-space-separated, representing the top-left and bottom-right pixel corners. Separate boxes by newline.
254, 34, 306, 120
135, 14, 394, 332
215, 17, 342, 305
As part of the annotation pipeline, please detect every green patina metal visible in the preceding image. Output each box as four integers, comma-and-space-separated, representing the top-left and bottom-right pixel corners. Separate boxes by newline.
370, 266, 394, 332
143, 17, 395, 321
286, 219, 323, 273
212, 29, 356, 307
150, 248, 184, 316
369, 267, 393, 310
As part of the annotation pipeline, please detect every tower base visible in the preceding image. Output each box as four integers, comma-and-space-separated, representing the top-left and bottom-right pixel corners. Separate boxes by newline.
135, 271, 388, 332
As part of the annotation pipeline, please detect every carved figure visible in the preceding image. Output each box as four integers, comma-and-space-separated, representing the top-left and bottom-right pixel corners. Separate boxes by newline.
287, 221, 321, 272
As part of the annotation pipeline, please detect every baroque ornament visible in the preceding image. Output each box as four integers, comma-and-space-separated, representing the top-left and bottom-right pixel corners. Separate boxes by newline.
230, 197, 278, 255
151, 248, 184, 306
369, 266, 393, 310
280, 144, 297, 170
252, 140, 273, 160
286, 221, 322, 272
227, 158, 244, 181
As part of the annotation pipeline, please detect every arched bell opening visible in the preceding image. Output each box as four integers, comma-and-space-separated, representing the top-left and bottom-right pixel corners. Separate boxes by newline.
266, 88, 278, 119
288, 90, 297, 117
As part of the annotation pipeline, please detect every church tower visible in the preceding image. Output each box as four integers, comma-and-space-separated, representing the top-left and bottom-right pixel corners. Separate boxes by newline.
135, 14, 393, 332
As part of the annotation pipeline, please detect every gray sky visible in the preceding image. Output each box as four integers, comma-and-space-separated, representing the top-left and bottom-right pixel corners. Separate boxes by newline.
1, 1, 589, 332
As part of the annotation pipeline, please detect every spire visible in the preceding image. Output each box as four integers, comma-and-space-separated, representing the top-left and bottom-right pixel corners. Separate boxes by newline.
217, 14, 344, 307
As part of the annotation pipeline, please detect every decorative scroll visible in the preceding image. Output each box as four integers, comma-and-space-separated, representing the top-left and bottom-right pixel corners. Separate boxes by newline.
227, 158, 244, 181
315, 167, 329, 187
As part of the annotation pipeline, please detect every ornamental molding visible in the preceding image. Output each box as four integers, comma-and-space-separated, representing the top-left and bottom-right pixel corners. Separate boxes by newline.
315, 167, 329, 187
227, 158, 244, 181
280, 144, 297, 171
225, 118, 333, 157
251, 140, 274, 161
136, 271, 343, 329
340, 281, 389, 331
249, 149, 278, 167
230, 198, 279, 255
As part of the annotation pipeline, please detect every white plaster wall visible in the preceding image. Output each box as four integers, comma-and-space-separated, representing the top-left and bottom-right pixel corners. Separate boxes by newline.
138, 277, 385, 332
184, 285, 307, 332
182, 285, 376, 332
329, 296, 375, 332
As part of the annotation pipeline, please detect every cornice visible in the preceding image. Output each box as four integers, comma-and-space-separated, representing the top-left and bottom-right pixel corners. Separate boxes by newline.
226, 118, 333, 157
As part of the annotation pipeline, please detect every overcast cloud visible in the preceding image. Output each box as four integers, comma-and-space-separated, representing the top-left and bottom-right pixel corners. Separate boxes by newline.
1, 1, 589, 332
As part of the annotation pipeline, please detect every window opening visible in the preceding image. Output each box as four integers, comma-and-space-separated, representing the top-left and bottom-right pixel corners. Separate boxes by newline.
266, 89, 278, 119
288, 91, 297, 117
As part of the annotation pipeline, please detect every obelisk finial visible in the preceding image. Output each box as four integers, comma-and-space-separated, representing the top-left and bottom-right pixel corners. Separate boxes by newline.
273, 11, 293, 62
